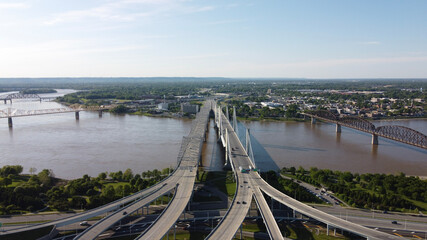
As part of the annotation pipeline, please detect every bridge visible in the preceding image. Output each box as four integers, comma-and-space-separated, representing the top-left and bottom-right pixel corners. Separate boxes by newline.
0, 100, 212, 240
207, 103, 401, 240
0, 100, 407, 240
303, 110, 427, 149
0, 106, 110, 128
0, 92, 56, 103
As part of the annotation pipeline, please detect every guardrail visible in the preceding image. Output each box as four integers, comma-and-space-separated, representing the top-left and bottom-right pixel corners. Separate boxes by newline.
136, 184, 180, 239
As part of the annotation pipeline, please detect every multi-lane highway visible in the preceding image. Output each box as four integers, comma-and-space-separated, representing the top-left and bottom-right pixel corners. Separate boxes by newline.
75, 100, 212, 239
207, 107, 284, 240
1, 100, 212, 240
209, 104, 402, 240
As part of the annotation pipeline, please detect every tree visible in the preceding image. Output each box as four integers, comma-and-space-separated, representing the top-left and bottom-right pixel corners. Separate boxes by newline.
98, 172, 107, 180
38, 169, 54, 187
285, 104, 298, 118
123, 169, 133, 182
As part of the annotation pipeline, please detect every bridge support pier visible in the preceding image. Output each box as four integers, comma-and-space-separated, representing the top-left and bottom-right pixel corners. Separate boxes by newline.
98, 110, 102, 117
336, 124, 341, 133
371, 134, 378, 145
3, 99, 6, 104
75, 111, 80, 120
311, 117, 316, 124
326, 224, 329, 236
8, 117, 12, 128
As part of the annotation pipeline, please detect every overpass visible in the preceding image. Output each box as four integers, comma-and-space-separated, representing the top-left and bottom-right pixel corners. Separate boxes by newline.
1, 100, 211, 239
0, 101, 407, 240
74, 100, 211, 239
303, 110, 427, 149
208, 103, 401, 240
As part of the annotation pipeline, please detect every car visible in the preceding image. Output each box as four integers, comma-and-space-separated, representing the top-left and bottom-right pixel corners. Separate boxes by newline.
391, 221, 398, 224
243, 181, 248, 183
236, 201, 241, 204
383, 210, 388, 214
123, 211, 127, 215
242, 201, 247, 204
79, 221, 89, 226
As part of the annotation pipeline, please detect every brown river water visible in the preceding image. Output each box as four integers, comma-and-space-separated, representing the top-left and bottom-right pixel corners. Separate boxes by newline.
1, 92, 426, 178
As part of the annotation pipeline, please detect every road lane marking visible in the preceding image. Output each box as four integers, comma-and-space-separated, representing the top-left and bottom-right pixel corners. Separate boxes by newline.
393, 233, 403, 237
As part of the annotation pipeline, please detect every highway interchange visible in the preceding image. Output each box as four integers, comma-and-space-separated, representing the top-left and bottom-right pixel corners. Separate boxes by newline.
1, 100, 425, 240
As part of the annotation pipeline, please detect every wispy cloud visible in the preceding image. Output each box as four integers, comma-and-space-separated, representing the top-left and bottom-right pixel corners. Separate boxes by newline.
0, 40, 148, 56
169, 53, 229, 60
271, 56, 427, 69
0, 2, 29, 9
359, 41, 381, 45
44, 0, 215, 25
207, 19, 246, 25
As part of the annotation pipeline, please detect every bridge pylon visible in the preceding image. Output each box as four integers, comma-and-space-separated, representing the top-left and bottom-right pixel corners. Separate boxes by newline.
336, 123, 341, 133
8, 117, 12, 128
311, 116, 316, 124
232, 106, 238, 136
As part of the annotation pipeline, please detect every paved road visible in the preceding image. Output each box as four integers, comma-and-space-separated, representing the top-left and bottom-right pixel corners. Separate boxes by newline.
74, 100, 212, 239
257, 176, 401, 240
0, 178, 169, 236
209, 107, 402, 240
207, 109, 283, 240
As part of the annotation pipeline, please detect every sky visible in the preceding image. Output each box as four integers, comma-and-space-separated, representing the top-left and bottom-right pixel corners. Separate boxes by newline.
0, 0, 426, 78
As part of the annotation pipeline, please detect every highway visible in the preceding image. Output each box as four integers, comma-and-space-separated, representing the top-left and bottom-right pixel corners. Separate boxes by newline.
135, 102, 211, 239
1, 100, 211, 240
1, 176, 171, 236
74, 100, 212, 239
207, 108, 283, 240
257, 176, 402, 240
209, 105, 402, 240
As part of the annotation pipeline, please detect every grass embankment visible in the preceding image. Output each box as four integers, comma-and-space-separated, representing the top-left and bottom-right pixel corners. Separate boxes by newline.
1, 226, 54, 240
197, 170, 236, 197
282, 167, 427, 214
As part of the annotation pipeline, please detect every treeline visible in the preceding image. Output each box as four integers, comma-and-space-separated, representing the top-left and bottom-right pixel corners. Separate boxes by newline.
20, 89, 57, 94
0, 165, 171, 214
281, 167, 427, 212
57, 83, 202, 105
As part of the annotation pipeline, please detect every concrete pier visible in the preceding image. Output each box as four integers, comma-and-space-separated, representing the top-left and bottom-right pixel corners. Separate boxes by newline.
75, 111, 80, 120
98, 110, 103, 117
336, 123, 341, 133
3, 99, 6, 104
311, 117, 316, 124
371, 134, 378, 145
8, 117, 12, 128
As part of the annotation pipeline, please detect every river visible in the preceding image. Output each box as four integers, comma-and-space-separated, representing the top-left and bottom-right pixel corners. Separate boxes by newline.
243, 119, 427, 177
0, 90, 192, 179
1, 92, 426, 178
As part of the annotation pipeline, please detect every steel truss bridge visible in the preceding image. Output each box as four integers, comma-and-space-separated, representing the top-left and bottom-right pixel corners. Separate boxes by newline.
303, 110, 427, 149
0, 101, 404, 240
0, 93, 57, 103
